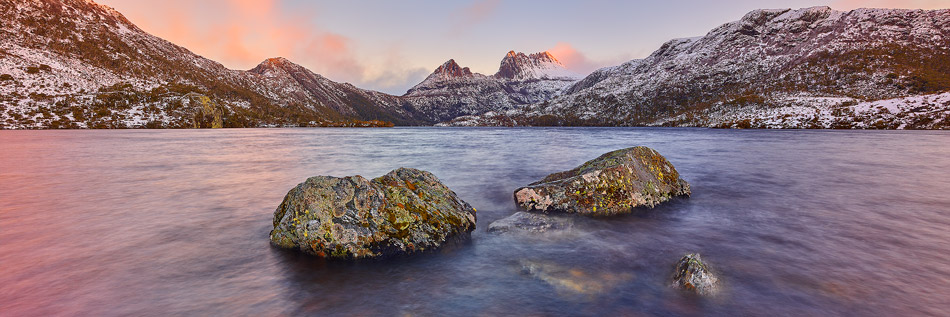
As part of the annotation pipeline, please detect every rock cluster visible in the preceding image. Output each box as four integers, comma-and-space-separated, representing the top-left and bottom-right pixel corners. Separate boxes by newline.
269, 146, 713, 296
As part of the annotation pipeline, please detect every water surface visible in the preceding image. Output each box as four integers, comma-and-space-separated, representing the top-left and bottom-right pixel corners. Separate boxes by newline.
2, 128, 949, 316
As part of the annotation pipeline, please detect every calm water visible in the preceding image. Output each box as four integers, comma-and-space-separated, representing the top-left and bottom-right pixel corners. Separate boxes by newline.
1, 128, 949, 316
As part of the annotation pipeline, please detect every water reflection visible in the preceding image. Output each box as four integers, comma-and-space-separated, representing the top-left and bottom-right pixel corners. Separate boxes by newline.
1, 128, 949, 316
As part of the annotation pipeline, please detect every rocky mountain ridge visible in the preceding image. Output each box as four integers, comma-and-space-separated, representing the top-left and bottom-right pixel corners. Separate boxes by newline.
401, 50, 580, 123
2, 2, 949, 129
0, 0, 583, 128
445, 7, 950, 129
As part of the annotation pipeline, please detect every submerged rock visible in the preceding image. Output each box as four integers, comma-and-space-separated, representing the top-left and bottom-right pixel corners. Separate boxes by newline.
487, 212, 573, 234
520, 260, 633, 296
671, 253, 720, 295
514, 146, 690, 216
269, 168, 477, 259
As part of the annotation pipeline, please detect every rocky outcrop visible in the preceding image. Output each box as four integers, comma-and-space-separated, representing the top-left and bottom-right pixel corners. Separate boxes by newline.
487, 212, 573, 234
184, 93, 223, 129
671, 253, 720, 295
425, 59, 474, 80
514, 147, 690, 216
269, 168, 477, 259
494, 51, 580, 80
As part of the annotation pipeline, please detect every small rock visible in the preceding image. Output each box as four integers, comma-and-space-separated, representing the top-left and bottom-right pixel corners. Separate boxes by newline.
671, 253, 720, 295
269, 168, 477, 259
514, 146, 690, 216
488, 212, 573, 234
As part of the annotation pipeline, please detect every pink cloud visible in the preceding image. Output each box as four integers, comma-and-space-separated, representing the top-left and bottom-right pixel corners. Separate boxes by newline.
548, 42, 630, 75
102, 0, 379, 88
230, 0, 277, 15
298, 35, 366, 81
449, 0, 501, 34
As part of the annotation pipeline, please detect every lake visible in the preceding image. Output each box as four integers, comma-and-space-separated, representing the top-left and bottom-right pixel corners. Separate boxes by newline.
1, 128, 949, 316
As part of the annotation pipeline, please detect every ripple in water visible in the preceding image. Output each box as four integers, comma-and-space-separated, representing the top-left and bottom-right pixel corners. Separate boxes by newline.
1, 128, 949, 316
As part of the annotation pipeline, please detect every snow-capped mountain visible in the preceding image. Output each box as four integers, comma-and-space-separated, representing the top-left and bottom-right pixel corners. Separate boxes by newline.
446, 7, 950, 129
3, 2, 948, 129
494, 51, 580, 81
402, 51, 580, 123
0, 0, 419, 128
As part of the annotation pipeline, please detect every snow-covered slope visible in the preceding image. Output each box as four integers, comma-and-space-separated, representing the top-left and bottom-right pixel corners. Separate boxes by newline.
675, 92, 950, 129
402, 51, 580, 123
446, 7, 950, 129
0, 0, 418, 128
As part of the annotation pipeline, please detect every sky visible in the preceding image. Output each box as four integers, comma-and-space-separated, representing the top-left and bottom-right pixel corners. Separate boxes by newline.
96, 0, 950, 95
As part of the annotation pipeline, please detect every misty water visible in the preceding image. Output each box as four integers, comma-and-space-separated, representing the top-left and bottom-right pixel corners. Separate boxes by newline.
2, 128, 949, 316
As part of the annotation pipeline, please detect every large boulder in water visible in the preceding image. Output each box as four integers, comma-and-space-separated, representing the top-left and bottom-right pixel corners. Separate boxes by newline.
514, 146, 690, 216
671, 253, 720, 295
269, 168, 477, 259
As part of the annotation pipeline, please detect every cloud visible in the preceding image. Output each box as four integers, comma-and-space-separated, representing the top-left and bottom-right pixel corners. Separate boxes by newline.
449, 0, 502, 34
364, 67, 431, 94
356, 43, 433, 94
101, 0, 423, 94
548, 42, 631, 75
831, 0, 950, 10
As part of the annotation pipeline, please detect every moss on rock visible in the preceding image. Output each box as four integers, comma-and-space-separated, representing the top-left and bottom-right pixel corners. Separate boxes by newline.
514, 146, 690, 216
184, 92, 223, 128
269, 168, 476, 259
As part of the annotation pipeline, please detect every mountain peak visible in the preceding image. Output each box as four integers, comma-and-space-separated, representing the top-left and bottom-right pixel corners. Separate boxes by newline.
429, 59, 474, 79
249, 57, 310, 77
261, 57, 293, 66
494, 51, 578, 80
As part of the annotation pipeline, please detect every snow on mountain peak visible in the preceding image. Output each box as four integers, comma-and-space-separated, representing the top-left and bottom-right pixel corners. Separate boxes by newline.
494, 51, 580, 81
738, 6, 835, 26
429, 59, 474, 79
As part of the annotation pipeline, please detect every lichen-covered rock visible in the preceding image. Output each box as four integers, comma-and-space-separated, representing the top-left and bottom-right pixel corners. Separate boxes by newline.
184, 93, 223, 128
487, 212, 573, 234
671, 253, 720, 295
514, 146, 690, 216
269, 168, 477, 259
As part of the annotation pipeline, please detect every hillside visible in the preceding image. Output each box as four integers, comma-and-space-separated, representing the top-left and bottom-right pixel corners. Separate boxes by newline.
445, 7, 950, 129
0, 0, 418, 128
4, 3, 949, 129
